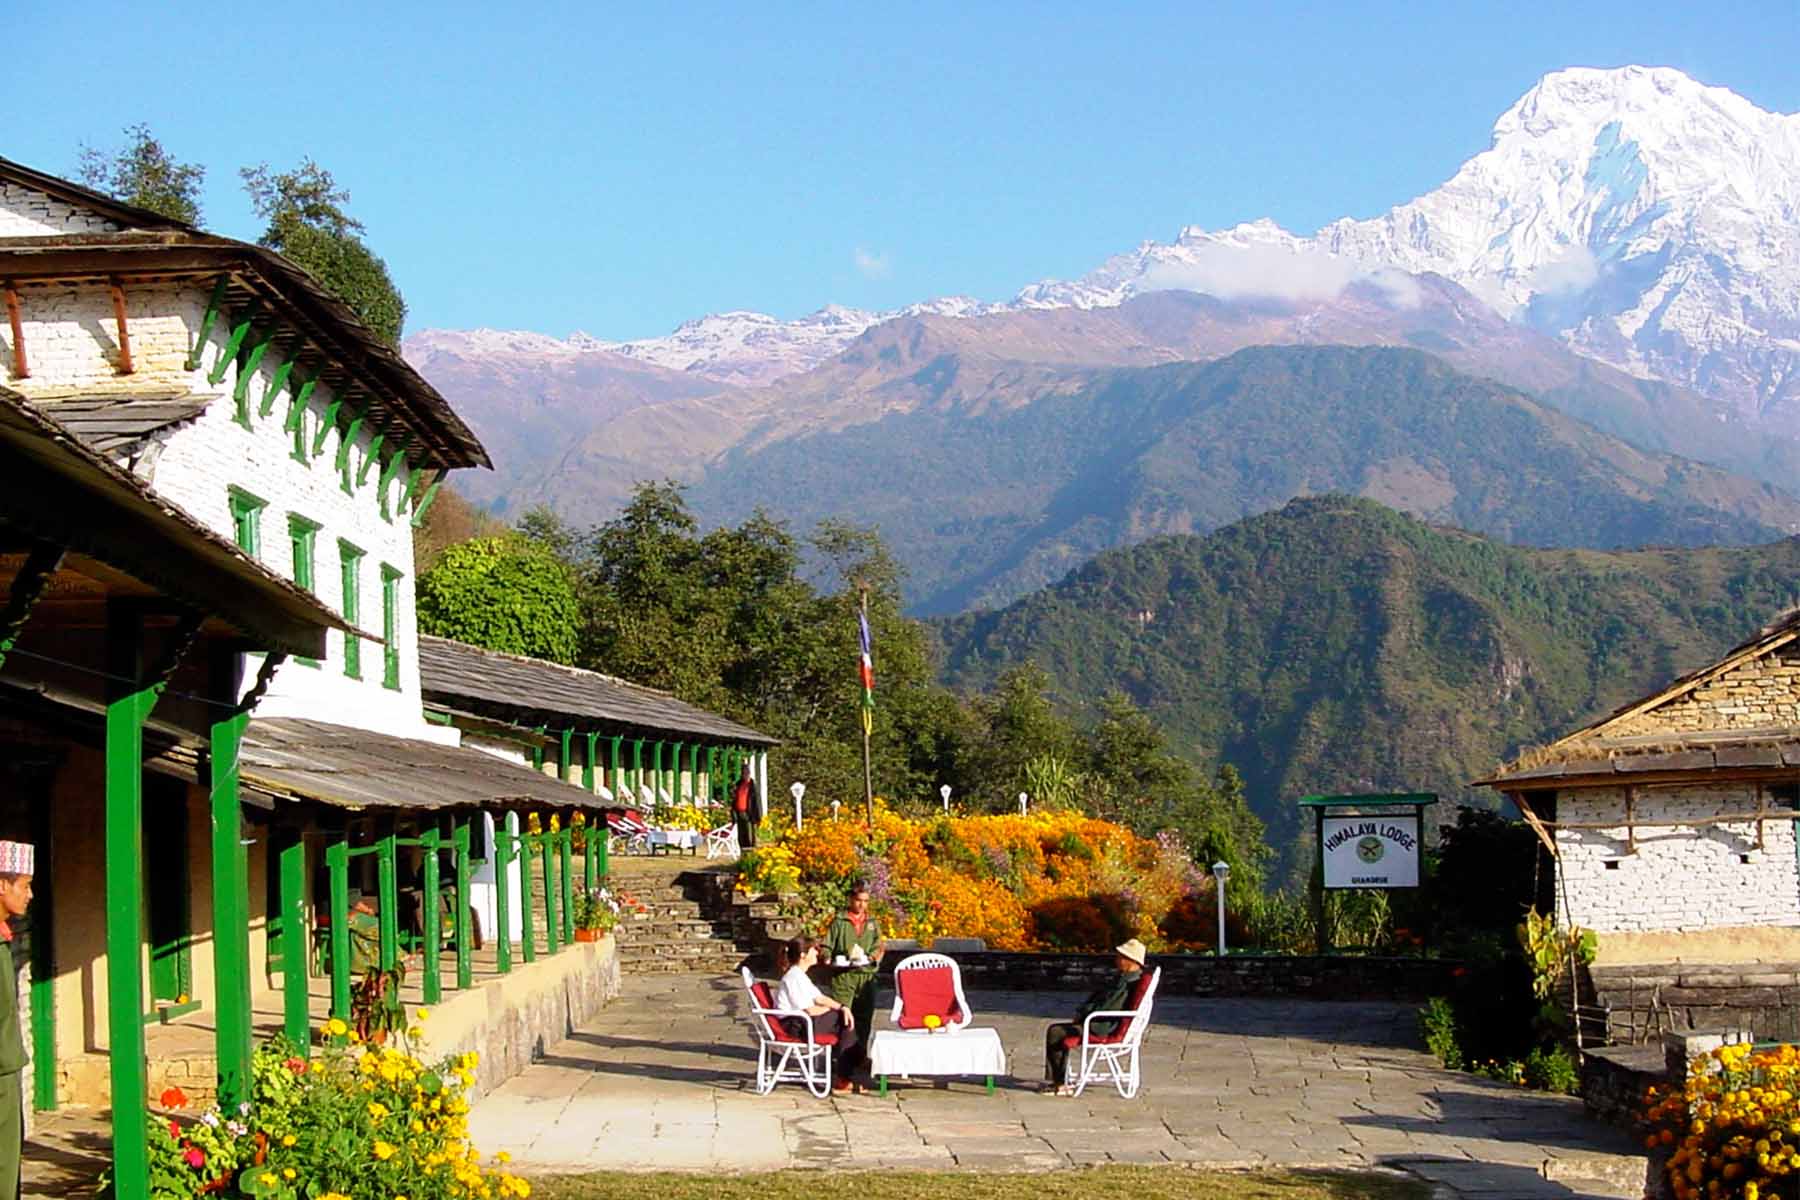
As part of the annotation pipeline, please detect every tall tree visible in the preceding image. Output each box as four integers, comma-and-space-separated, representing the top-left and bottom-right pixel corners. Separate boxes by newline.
241, 159, 407, 344
416, 535, 581, 663
77, 124, 205, 224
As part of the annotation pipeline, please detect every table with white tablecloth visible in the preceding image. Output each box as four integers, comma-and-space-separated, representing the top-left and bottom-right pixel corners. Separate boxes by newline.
647, 828, 702, 855
868, 1026, 1007, 1095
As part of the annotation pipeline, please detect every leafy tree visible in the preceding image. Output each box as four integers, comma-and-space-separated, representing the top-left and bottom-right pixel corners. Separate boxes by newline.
416, 536, 580, 663
960, 663, 1080, 808
241, 159, 407, 344
77, 124, 205, 224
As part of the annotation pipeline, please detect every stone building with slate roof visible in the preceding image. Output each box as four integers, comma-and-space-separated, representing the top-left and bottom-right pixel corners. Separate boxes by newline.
0, 154, 770, 1183
1482, 609, 1800, 1040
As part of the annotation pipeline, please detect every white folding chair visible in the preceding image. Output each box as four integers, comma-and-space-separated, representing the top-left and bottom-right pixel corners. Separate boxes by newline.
889, 952, 972, 1031
740, 966, 834, 1097
606, 812, 649, 856
706, 822, 740, 859
1070, 966, 1162, 1098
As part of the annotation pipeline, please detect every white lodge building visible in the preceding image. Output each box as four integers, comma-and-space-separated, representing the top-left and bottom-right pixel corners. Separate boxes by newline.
0, 155, 772, 1132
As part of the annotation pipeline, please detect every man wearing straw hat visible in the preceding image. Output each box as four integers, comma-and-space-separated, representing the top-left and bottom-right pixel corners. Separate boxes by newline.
0, 840, 34, 1196
1042, 938, 1146, 1096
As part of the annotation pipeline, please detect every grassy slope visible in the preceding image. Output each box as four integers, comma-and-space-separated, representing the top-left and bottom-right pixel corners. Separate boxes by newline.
934, 495, 1800, 869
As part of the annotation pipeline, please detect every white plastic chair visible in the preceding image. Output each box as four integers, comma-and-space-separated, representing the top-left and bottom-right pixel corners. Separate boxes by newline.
706, 822, 740, 859
1070, 965, 1162, 1098
888, 952, 972, 1031
740, 966, 834, 1097
606, 812, 649, 856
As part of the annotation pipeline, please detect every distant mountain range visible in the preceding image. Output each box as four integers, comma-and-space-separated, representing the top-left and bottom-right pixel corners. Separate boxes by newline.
931, 496, 1800, 874
405, 65, 1800, 612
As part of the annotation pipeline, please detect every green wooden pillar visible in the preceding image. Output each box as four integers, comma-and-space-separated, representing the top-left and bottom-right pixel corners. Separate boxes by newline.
652, 741, 664, 809
103, 612, 154, 1200
453, 819, 473, 990
518, 829, 536, 964
671, 741, 686, 806
542, 831, 560, 954
706, 746, 719, 805
630, 739, 644, 807
277, 833, 309, 1054
595, 806, 609, 880
325, 837, 352, 1018
420, 828, 442, 1004
28, 774, 55, 1112
609, 735, 624, 803
376, 831, 398, 971
208, 706, 254, 1107
583, 732, 599, 794
559, 829, 575, 944
688, 744, 700, 807
583, 821, 597, 890
558, 729, 573, 783
494, 820, 514, 975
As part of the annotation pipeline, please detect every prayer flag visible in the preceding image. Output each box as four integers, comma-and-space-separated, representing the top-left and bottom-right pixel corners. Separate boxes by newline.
858, 608, 875, 735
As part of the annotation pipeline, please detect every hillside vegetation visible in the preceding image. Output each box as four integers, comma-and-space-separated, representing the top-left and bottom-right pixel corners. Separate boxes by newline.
692, 345, 1800, 614
934, 496, 1800, 873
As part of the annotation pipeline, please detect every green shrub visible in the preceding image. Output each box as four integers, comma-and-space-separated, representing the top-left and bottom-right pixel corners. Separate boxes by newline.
1524, 1044, 1581, 1094
1418, 996, 1463, 1070
1238, 890, 1314, 954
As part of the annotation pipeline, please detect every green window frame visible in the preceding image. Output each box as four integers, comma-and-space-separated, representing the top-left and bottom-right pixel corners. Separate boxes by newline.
228, 487, 266, 557
380, 563, 402, 691
288, 515, 322, 667
339, 540, 364, 680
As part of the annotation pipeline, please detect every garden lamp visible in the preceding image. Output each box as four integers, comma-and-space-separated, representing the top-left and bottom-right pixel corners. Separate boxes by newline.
939, 783, 951, 813
1211, 861, 1230, 957
1018, 792, 1028, 815
790, 780, 806, 831
830, 799, 841, 822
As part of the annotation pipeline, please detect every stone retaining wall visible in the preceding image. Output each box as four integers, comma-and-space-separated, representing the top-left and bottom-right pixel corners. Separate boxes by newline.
1585, 961, 1800, 1044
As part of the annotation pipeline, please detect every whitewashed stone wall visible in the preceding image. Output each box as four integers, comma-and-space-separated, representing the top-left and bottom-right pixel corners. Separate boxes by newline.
1557, 784, 1800, 933
0, 183, 124, 237
3, 276, 449, 743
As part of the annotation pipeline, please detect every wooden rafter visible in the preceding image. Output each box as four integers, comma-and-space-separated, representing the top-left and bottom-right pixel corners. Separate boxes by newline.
108, 277, 133, 374
4, 282, 25, 379
1509, 791, 1558, 857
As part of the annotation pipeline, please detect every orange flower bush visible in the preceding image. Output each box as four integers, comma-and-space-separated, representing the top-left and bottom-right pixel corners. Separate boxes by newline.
1643, 1041, 1800, 1200
751, 803, 1213, 953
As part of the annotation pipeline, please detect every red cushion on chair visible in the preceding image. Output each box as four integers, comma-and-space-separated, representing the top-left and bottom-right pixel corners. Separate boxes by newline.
811, 1033, 838, 1046
1076, 972, 1155, 1046
750, 981, 796, 1043
896, 965, 961, 1030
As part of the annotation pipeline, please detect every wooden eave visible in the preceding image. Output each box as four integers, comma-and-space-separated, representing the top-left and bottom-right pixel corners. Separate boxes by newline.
0, 385, 342, 656
0, 233, 490, 473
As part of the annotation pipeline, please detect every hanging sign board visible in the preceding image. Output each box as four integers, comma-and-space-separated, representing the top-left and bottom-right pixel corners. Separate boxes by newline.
1321, 814, 1420, 889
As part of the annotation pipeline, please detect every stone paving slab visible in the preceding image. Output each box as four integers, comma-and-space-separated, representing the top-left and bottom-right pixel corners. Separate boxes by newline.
468, 970, 1646, 1198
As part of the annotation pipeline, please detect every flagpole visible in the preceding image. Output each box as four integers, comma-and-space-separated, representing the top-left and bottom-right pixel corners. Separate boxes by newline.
860, 588, 874, 829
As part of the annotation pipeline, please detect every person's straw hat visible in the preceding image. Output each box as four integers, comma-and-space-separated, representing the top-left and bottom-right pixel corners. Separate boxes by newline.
1114, 938, 1147, 966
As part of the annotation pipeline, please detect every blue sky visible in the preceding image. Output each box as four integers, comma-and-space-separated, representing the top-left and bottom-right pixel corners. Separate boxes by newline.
15, 2, 1799, 340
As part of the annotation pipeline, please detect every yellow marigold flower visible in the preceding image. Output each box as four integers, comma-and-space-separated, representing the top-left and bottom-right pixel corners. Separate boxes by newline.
283, 1168, 296, 1180
281, 1134, 296, 1147
495, 1150, 511, 1164
374, 1140, 398, 1161
416, 1008, 430, 1020
324, 1018, 348, 1037
348, 1030, 362, 1044
259, 1173, 278, 1187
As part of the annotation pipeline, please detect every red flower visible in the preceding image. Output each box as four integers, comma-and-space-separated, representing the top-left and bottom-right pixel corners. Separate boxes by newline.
1451, 966, 1468, 978
168, 1120, 181, 1138
182, 1147, 205, 1169
160, 1086, 188, 1108
284, 1056, 307, 1074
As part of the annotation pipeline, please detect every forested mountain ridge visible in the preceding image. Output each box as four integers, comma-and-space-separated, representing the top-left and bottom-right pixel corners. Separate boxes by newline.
692, 344, 1800, 614
933, 496, 1800, 873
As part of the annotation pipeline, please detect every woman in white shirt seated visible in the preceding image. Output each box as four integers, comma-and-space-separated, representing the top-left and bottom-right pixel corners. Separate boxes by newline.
775, 935, 864, 1093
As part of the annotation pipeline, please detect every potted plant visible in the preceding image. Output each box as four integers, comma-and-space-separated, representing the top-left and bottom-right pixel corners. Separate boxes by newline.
572, 887, 623, 941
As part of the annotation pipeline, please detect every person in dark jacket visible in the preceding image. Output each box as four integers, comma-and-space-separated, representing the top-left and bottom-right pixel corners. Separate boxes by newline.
0, 841, 33, 1198
731, 763, 760, 850
1042, 938, 1147, 1094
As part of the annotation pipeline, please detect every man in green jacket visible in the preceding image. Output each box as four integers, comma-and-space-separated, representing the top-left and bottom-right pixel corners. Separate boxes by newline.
0, 840, 34, 1198
1043, 938, 1147, 1095
824, 884, 885, 1037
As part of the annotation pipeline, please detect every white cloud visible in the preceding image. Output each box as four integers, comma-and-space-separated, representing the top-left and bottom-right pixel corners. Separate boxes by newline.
1528, 246, 1599, 295
1138, 241, 1420, 308
853, 247, 892, 280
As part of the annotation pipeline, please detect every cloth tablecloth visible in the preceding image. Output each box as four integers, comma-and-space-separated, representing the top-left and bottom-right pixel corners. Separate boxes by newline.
869, 1027, 1006, 1080
648, 829, 702, 852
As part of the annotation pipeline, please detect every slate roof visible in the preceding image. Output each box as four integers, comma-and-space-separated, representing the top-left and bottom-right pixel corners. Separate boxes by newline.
1481, 608, 1800, 789
418, 635, 777, 746
20, 387, 211, 457
0, 384, 344, 656
240, 717, 598, 811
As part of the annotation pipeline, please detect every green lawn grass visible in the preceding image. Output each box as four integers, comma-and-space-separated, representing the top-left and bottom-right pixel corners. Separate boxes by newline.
532, 1167, 1427, 1200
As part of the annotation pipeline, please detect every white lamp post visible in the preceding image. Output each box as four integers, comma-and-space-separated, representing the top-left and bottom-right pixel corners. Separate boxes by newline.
790, 781, 806, 831
1211, 861, 1230, 957
1018, 792, 1028, 815
830, 799, 842, 823
939, 784, 951, 813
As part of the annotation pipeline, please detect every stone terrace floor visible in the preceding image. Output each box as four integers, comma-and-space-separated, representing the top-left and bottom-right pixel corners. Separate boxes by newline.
470, 971, 1648, 1199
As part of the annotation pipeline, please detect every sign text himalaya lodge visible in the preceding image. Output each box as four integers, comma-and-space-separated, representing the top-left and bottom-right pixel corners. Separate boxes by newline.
1320, 814, 1422, 889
